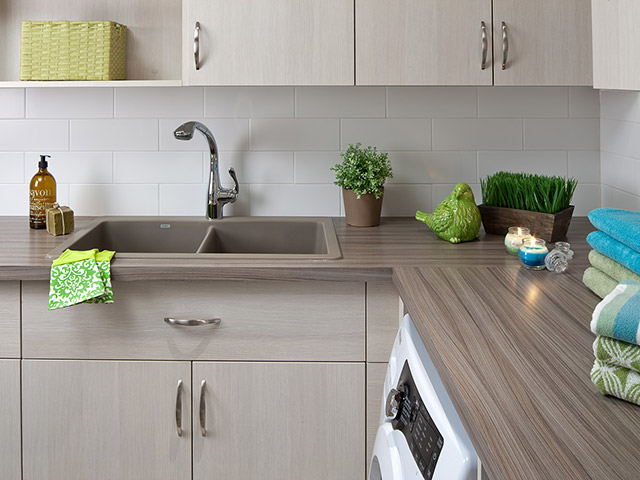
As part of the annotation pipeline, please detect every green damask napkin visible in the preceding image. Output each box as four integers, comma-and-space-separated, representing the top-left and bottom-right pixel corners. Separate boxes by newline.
591, 359, 640, 406
83, 250, 115, 304
594, 335, 640, 373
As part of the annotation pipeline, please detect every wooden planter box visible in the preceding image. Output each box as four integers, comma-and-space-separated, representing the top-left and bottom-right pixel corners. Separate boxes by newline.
478, 205, 575, 243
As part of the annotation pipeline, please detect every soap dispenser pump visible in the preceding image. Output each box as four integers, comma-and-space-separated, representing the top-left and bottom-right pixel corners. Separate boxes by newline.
29, 154, 56, 229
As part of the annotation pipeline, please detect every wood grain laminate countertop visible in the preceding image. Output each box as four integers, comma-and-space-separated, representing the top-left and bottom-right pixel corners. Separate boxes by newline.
395, 267, 640, 480
0, 216, 594, 281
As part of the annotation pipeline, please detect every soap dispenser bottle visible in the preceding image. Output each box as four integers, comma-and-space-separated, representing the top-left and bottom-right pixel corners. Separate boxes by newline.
29, 154, 56, 229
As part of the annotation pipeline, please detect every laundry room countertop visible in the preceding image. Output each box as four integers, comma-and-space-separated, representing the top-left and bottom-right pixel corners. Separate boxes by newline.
395, 266, 640, 480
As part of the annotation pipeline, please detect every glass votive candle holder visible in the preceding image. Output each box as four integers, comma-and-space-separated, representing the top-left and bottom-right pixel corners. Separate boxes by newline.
518, 237, 548, 270
504, 227, 531, 255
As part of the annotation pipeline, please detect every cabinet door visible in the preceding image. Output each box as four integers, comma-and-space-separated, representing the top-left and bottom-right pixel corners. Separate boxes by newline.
183, 0, 354, 85
0, 360, 21, 480
356, 0, 492, 85
23, 360, 191, 480
592, 0, 640, 90
0, 281, 20, 358
193, 362, 365, 479
493, 0, 592, 85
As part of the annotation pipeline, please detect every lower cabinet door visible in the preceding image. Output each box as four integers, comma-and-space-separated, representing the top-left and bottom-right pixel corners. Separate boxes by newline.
0, 360, 21, 480
22, 360, 191, 480
193, 362, 365, 480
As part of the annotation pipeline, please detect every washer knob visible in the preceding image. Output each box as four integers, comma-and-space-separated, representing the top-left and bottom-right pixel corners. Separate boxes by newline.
385, 388, 403, 419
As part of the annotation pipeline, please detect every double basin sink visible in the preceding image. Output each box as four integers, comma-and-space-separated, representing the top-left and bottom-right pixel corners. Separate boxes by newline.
47, 217, 342, 260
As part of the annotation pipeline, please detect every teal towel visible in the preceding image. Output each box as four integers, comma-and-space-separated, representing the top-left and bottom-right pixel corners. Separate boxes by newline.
587, 231, 640, 276
583, 266, 618, 299
591, 359, 640, 406
594, 336, 640, 374
591, 281, 640, 345
588, 208, 640, 253
589, 250, 640, 283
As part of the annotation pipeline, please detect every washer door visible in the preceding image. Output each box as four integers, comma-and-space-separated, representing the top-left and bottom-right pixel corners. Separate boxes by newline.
369, 423, 404, 480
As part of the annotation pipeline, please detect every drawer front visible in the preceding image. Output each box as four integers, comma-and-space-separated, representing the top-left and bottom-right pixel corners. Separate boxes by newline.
367, 282, 400, 362
23, 280, 365, 361
0, 282, 20, 358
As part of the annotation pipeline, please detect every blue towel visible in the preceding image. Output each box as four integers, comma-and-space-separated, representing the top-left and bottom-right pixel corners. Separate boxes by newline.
589, 208, 640, 253
587, 231, 640, 277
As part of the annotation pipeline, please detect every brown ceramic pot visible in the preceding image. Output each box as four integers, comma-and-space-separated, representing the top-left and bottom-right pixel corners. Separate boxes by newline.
342, 188, 383, 227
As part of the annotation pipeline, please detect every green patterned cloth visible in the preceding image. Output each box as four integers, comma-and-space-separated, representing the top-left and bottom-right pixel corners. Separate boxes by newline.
48, 249, 115, 310
593, 335, 640, 373
591, 359, 640, 406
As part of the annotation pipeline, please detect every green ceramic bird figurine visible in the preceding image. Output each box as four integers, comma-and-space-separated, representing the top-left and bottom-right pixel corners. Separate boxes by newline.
415, 183, 481, 243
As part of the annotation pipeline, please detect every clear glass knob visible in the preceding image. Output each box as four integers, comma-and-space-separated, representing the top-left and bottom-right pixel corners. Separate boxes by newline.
545, 242, 574, 274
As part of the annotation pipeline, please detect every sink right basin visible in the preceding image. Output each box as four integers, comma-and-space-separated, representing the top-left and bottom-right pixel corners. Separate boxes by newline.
46, 217, 342, 260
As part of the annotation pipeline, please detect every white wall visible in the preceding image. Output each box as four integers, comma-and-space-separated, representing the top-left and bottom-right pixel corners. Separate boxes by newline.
0, 86, 600, 217
600, 90, 640, 210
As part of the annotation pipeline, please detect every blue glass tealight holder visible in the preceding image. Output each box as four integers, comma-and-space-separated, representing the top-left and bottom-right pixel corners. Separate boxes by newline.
518, 237, 548, 270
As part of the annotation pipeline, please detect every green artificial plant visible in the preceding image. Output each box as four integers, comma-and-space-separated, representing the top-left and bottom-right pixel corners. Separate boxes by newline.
481, 171, 577, 214
331, 143, 393, 199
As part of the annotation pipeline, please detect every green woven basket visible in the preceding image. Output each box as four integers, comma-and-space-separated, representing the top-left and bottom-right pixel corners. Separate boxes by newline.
20, 21, 127, 81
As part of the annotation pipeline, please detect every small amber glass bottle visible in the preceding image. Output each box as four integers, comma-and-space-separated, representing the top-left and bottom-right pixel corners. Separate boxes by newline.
29, 155, 56, 229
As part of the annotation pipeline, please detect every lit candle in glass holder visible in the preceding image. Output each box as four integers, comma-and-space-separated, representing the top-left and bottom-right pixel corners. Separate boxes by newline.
518, 236, 548, 270
504, 227, 531, 255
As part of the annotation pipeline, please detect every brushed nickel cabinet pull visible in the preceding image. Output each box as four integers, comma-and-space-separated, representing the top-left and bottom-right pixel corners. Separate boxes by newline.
501, 22, 509, 70
481, 21, 488, 70
175, 380, 183, 437
194, 22, 201, 71
164, 318, 222, 326
199, 380, 207, 437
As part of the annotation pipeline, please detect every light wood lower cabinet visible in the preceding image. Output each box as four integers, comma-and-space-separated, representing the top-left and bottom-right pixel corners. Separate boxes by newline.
193, 362, 365, 480
0, 360, 21, 480
22, 360, 192, 480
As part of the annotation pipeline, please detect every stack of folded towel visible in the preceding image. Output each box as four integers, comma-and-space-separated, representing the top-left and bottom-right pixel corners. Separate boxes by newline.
48, 249, 115, 310
586, 208, 640, 405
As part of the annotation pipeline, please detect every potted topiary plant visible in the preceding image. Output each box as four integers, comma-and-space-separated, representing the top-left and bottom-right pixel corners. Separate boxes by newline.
479, 171, 578, 242
331, 143, 393, 227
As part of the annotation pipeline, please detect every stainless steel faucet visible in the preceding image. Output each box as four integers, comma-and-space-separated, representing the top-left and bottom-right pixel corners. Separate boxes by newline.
173, 121, 239, 219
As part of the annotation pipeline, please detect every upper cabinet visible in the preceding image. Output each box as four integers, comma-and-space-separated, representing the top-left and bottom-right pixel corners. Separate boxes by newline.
356, 0, 592, 86
182, 0, 354, 86
592, 0, 640, 90
493, 0, 592, 86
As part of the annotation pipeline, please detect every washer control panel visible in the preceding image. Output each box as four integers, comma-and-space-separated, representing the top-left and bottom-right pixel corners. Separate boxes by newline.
391, 361, 445, 480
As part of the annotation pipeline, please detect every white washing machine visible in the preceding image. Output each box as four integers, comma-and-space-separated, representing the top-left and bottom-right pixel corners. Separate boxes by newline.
369, 314, 478, 480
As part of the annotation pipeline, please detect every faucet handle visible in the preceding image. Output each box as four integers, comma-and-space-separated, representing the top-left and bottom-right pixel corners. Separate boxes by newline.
228, 167, 239, 194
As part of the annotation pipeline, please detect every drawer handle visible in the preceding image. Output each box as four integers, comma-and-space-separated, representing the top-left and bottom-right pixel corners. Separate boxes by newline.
164, 318, 222, 326
175, 380, 183, 437
194, 22, 201, 71
501, 21, 508, 70
481, 21, 488, 70
200, 380, 207, 437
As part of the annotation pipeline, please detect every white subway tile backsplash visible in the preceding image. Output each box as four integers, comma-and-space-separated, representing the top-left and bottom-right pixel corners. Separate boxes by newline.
70, 184, 158, 216
569, 87, 600, 118
115, 87, 203, 118
114, 152, 203, 184
572, 184, 601, 216
601, 185, 640, 210
600, 91, 639, 121
524, 119, 599, 150
27, 88, 113, 118
387, 87, 477, 118
296, 87, 385, 118
0, 185, 28, 215
568, 151, 600, 183
205, 87, 294, 118
381, 184, 431, 216
342, 119, 431, 151
601, 119, 640, 159
601, 152, 639, 195
160, 119, 249, 151
26, 152, 113, 184
431, 183, 482, 208
70, 119, 157, 151
478, 151, 567, 180
56, 184, 70, 207
387, 151, 476, 184
0, 90, 25, 118
250, 184, 340, 216
295, 152, 341, 184
0, 120, 68, 151
478, 87, 568, 118
1, 153, 24, 183
433, 119, 522, 151
252, 119, 339, 151
159, 183, 250, 216
217, 152, 294, 184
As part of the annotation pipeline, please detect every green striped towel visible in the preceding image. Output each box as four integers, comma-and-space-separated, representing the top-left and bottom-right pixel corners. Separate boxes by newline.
591, 281, 640, 345
593, 335, 640, 373
591, 359, 640, 406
